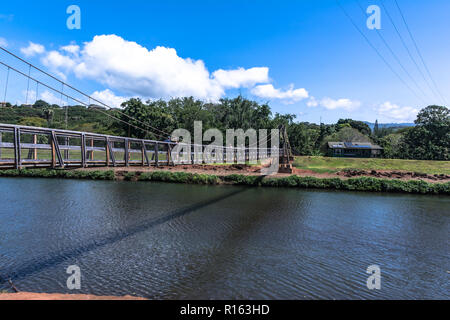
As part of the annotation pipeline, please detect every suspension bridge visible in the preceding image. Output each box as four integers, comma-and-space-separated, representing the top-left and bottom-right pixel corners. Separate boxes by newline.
0, 47, 293, 172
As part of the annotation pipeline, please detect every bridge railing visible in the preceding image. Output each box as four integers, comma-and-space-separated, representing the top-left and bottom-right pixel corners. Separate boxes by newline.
0, 123, 281, 169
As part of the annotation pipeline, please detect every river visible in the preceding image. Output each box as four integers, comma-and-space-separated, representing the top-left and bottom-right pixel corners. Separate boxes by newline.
0, 178, 448, 299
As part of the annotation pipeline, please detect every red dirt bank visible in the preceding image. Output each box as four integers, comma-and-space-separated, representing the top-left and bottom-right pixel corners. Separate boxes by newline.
78, 164, 450, 183
0, 292, 146, 300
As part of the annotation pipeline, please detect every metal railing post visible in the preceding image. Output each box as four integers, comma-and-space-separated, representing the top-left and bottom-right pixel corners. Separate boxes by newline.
155, 143, 159, 167
81, 133, 86, 168
124, 138, 129, 167
14, 127, 21, 170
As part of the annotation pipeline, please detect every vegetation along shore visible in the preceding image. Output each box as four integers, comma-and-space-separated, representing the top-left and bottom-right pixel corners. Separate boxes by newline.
0, 168, 449, 195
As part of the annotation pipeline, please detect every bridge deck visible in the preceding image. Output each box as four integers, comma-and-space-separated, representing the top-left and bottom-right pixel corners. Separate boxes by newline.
0, 123, 279, 170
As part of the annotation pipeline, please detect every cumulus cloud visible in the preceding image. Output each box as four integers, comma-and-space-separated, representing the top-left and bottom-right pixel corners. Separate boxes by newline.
314, 97, 361, 111
0, 37, 7, 47
212, 67, 269, 89
42, 50, 81, 81
251, 84, 309, 104
39, 34, 272, 102
60, 44, 80, 55
306, 96, 318, 107
21, 35, 322, 107
375, 101, 419, 122
40, 90, 63, 105
20, 42, 45, 57
91, 89, 130, 109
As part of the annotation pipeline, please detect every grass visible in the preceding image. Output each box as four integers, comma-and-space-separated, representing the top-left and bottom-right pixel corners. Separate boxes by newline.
134, 171, 450, 195
0, 169, 449, 194
294, 156, 450, 175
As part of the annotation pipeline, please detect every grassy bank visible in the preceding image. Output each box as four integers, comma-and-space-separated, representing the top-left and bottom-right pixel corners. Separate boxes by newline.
294, 156, 450, 175
0, 168, 115, 180
0, 169, 449, 195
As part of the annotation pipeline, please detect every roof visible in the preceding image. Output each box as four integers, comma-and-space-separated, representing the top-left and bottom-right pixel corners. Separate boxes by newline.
328, 142, 383, 150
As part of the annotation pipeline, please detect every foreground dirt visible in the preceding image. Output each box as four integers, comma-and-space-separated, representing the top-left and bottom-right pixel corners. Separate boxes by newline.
0, 292, 146, 300
77, 164, 450, 183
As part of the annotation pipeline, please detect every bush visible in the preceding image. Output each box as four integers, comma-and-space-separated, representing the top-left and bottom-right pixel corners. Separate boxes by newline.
1, 169, 448, 195
0, 169, 115, 180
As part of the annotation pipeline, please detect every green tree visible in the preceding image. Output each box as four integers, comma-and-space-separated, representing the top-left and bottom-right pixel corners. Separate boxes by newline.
402, 105, 449, 160
18, 117, 47, 127
337, 119, 372, 136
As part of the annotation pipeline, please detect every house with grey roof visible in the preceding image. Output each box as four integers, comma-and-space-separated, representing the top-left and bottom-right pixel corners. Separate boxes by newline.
327, 142, 383, 158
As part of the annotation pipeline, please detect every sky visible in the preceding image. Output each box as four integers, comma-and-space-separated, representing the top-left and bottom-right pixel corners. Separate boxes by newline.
0, 0, 449, 124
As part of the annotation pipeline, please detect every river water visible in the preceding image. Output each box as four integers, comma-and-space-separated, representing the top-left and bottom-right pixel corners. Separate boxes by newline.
0, 178, 448, 299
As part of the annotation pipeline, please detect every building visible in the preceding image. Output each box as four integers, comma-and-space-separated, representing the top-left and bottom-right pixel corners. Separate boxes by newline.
327, 142, 383, 158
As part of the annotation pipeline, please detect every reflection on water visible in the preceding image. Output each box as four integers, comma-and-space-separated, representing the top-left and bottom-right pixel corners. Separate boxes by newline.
0, 178, 448, 299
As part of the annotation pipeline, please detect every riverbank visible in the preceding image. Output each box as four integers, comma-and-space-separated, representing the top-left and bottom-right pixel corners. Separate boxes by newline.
294, 156, 450, 175
0, 168, 449, 195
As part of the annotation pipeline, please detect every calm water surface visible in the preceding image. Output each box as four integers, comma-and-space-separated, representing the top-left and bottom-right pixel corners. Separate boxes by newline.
0, 178, 448, 299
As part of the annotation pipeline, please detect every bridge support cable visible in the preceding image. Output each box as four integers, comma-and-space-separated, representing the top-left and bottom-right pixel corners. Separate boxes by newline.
25, 65, 31, 105
0, 46, 173, 140
3, 67, 9, 104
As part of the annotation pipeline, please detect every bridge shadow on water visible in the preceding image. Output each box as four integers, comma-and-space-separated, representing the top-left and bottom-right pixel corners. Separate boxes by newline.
0, 188, 247, 285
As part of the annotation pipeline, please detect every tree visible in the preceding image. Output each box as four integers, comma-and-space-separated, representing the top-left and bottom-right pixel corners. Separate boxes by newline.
379, 133, 404, 159
33, 100, 50, 109
120, 98, 175, 140
337, 119, 372, 136
402, 105, 449, 160
374, 119, 379, 137
321, 127, 372, 153
43, 107, 54, 126
18, 117, 47, 128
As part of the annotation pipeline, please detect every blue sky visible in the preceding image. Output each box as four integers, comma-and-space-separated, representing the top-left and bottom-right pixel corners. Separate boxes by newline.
0, 0, 449, 124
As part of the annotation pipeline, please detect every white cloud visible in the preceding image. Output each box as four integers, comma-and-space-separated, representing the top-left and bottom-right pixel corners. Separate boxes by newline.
40, 90, 63, 105
306, 96, 318, 107
251, 84, 309, 104
42, 50, 76, 70
375, 101, 419, 122
39, 34, 272, 101
20, 42, 45, 57
41, 50, 79, 81
0, 37, 7, 47
91, 89, 130, 109
212, 67, 269, 89
60, 44, 80, 55
318, 97, 361, 111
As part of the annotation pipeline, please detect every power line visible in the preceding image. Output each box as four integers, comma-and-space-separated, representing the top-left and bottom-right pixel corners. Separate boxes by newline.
335, 0, 427, 105
393, 0, 448, 106
355, 0, 432, 102
3, 66, 9, 103
380, 0, 442, 104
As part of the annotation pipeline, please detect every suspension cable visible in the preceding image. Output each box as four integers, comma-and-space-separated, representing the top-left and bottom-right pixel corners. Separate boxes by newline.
0, 46, 174, 138
0, 60, 168, 140
25, 64, 31, 105
3, 67, 9, 104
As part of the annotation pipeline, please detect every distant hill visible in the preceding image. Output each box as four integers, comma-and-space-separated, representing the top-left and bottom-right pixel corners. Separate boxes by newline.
364, 122, 415, 130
